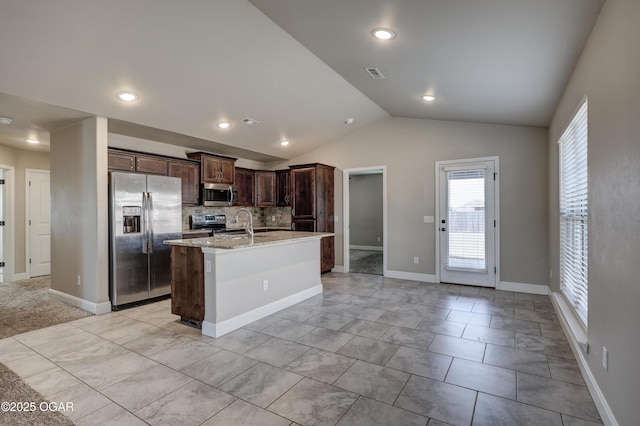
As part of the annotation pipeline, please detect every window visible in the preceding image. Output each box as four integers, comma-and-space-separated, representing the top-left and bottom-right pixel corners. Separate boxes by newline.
559, 100, 588, 327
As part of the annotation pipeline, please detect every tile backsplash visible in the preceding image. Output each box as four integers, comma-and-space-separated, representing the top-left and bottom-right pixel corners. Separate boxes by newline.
182, 205, 292, 230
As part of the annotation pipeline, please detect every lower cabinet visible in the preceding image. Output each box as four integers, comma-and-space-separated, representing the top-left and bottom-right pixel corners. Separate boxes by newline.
321, 236, 335, 274
170, 246, 204, 322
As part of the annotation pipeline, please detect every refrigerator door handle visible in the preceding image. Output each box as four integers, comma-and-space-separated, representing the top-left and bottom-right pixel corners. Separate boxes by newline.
147, 192, 154, 254
142, 192, 152, 254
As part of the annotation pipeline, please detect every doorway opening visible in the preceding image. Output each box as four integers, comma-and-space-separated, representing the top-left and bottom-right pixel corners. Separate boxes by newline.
343, 166, 386, 275
435, 157, 499, 287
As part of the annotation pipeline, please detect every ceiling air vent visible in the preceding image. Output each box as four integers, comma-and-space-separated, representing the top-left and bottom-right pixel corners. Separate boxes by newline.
241, 117, 261, 126
365, 67, 385, 79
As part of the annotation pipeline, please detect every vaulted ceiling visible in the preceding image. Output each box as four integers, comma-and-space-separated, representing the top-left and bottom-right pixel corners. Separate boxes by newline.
0, 0, 604, 161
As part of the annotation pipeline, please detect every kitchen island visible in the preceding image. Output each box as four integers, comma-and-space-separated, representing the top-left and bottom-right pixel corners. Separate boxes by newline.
164, 231, 332, 337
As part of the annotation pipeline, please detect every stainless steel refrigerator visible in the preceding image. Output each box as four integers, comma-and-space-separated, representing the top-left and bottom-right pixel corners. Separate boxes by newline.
109, 171, 182, 309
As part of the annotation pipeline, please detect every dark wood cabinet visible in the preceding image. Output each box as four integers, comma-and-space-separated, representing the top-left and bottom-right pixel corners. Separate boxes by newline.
108, 150, 135, 172
255, 171, 275, 207
168, 160, 200, 205
187, 152, 236, 184
135, 155, 168, 175
290, 163, 335, 273
234, 168, 255, 207
275, 169, 291, 206
171, 246, 204, 322
291, 167, 316, 218
108, 149, 168, 175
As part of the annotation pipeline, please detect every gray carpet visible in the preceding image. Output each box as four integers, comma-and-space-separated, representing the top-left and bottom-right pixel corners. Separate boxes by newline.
349, 249, 383, 275
0, 276, 92, 426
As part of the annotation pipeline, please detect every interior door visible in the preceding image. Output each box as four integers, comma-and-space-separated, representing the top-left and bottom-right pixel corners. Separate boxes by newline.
28, 170, 51, 277
438, 159, 497, 287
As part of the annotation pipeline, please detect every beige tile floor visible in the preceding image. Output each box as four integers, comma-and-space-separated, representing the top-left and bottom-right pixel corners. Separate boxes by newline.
0, 273, 603, 426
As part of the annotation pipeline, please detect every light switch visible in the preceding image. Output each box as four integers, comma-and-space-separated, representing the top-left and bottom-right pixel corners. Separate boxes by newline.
424, 215, 434, 223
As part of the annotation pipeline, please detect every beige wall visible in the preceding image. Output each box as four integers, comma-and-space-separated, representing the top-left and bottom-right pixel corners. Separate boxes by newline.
349, 174, 383, 248
0, 144, 50, 277
50, 117, 109, 312
549, 0, 640, 424
269, 116, 549, 286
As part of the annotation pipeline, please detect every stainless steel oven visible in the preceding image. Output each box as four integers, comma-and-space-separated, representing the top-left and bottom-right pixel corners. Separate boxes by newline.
201, 183, 238, 206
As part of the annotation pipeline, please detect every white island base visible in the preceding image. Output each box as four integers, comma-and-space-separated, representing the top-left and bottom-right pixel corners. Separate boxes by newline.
200, 236, 324, 338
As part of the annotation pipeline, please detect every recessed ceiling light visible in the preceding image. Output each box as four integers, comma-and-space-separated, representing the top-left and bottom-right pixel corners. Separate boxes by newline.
0, 116, 12, 125
116, 91, 139, 102
279, 140, 290, 146
372, 28, 395, 40
26, 139, 40, 144
217, 121, 231, 129
421, 95, 436, 102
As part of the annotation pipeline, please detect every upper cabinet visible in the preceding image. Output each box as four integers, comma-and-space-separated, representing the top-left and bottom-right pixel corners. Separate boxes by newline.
275, 169, 291, 206
255, 171, 275, 207
290, 166, 317, 218
108, 149, 199, 205
108, 150, 135, 172
187, 152, 236, 184
234, 168, 255, 207
108, 149, 167, 175
135, 155, 168, 175
167, 160, 200, 205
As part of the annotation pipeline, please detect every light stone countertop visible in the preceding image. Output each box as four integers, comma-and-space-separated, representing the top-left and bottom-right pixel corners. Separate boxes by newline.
164, 230, 332, 250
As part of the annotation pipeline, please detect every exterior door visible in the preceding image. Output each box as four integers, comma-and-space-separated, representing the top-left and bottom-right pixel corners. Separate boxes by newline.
437, 158, 498, 287
28, 170, 51, 277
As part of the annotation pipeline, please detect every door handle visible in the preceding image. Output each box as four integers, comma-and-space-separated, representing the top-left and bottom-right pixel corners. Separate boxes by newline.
441, 227, 446, 232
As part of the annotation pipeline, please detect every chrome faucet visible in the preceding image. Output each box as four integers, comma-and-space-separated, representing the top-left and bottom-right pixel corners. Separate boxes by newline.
234, 208, 254, 243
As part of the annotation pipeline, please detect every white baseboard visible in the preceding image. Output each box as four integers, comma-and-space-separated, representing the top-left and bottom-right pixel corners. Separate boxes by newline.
12, 272, 27, 281
349, 245, 383, 252
498, 281, 549, 295
385, 270, 436, 283
48, 289, 112, 315
202, 284, 323, 338
550, 292, 617, 426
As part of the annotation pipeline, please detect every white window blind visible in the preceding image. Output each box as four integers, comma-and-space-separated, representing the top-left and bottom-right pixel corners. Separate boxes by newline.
446, 169, 486, 271
559, 100, 588, 327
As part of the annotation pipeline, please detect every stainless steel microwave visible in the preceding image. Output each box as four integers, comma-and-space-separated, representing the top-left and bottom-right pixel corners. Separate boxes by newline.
201, 183, 238, 206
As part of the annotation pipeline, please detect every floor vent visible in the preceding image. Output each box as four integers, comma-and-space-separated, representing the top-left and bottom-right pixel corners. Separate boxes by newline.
365, 67, 386, 79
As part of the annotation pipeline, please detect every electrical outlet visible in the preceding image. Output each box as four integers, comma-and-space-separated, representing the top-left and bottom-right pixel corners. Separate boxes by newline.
263, 280, 268, 291
377, 237, 381, 242
271, 215, 276, 222
603, 346, 608, 370
206, 261, 212, 273
77, 275, 81, 286
413, 257, 419, 264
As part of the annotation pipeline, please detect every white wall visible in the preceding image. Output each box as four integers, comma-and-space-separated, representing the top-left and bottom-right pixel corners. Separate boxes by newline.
270, 116, 549, 287
0, 144, 50, 278
49, 117, 110, 313
549, 1, 640, 424
349, 173, 383, 248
